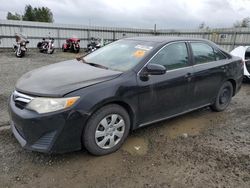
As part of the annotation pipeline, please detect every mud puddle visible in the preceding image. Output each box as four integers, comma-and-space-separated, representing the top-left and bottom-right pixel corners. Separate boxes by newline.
162, 109, 226, 139
122, 137, 149, 156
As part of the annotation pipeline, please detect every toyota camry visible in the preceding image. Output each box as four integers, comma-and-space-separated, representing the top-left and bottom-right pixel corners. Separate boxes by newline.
9, 37, 243, 155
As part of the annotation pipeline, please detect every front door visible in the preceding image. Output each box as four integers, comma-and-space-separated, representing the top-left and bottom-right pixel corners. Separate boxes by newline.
137, 42, 194, 125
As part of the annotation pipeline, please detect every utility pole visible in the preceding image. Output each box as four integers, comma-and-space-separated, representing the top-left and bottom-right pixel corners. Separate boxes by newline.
88, 18, 92, 42
154, 24, 157, 35
20, 11, 23, 33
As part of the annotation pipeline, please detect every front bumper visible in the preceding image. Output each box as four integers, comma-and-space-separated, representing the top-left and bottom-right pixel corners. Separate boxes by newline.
8, 94, 89, 153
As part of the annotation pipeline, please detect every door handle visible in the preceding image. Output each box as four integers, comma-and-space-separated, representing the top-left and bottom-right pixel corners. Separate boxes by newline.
220, 66, 226, 72
184, 73, 192, 78
184, 73, 193, 82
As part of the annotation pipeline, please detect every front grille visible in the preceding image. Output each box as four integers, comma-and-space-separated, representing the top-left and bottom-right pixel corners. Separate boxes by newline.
12, 90, 33, 109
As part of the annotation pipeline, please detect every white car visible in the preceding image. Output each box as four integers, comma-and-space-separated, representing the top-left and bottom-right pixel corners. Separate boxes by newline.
231, 46, 250, 80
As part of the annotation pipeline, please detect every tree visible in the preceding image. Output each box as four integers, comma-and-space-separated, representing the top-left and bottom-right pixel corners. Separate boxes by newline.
6, 4, 54, 23
34, 7, 54, 22
6, 12, 21, 20
241, 17, 250, 27
22, 5, 35, 21
234, 17, 250, 28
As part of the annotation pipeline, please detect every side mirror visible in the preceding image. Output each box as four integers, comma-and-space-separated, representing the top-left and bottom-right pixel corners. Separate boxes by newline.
139, 64, 166, 81
144, 64, 166, 75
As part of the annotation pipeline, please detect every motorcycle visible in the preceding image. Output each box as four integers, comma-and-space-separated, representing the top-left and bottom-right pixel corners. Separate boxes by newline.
13, 33, 29, 58
62, 38, 80, 53
86, 38, 101, 53
37, 37, 55, 54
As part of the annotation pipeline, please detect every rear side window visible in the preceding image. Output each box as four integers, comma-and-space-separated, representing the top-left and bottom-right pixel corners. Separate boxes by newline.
214, 49, 227, 61
149, 42, 189, 70
191, 42, 216, 64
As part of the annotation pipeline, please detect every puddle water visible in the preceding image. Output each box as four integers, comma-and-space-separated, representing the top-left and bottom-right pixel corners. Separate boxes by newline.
163, 112, 213, 139
122, 137, 148, 156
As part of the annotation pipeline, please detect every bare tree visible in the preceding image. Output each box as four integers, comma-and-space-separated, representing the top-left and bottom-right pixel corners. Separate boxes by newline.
234, 17, 250, 28
199, 22, 206, 29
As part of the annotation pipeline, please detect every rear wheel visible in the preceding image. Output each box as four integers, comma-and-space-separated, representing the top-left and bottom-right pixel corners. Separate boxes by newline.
49, 49, 55, 54
83, 104, 130, 155
62, 45, 66, 52
211, 81, 233, 112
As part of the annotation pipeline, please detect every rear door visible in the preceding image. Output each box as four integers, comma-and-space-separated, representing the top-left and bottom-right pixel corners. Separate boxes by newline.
137, 42, 194, 125
189, 41, 228, 108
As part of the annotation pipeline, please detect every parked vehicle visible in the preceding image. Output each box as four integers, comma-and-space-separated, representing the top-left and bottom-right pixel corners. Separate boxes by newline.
37, 37, 55, 54
230, 46, 250, 81
86, 38, 101, 53
9, 37, 243, 155
13, 33, 29, 58
62, 38, 80, 53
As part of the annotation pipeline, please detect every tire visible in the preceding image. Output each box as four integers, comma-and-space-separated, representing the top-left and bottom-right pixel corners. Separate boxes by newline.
62, 45, 66, 52
16, 50, 24, 58
15, 51, 20, 57
49, 49, 54, 54
83, 104, 130, 156
75, 48, 80, 53
211, 81, 233, 112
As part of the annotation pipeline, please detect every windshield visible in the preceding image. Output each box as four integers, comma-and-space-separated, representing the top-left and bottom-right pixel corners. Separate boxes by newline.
84, 39, 157, 71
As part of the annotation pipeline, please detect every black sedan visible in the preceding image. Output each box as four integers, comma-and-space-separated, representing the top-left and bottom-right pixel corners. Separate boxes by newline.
9, 37, 243, 155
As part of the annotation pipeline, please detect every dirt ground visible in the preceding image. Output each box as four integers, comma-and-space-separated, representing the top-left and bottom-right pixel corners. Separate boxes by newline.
0, 50, 249, 188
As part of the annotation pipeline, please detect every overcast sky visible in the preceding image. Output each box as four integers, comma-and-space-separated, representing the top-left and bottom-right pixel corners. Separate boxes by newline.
0, 0, 250, 29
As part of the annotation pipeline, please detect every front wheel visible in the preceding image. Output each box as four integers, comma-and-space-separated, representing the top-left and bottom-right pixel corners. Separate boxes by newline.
83, 104, 130, 155
16, 50, 25, 58
211, 81, 233, 112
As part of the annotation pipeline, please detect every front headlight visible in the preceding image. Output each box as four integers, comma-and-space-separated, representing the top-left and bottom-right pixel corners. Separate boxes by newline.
26, 96, 80, 114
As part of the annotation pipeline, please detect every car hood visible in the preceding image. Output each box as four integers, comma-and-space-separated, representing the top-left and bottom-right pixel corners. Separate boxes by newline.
16, 60, 122, 97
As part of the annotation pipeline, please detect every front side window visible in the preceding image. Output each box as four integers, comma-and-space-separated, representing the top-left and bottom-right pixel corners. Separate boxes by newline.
149, 42, 189, 70
190, 42, 216, 64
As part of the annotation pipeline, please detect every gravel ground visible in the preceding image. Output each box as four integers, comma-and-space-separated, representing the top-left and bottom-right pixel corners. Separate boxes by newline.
0, 50, 250, 188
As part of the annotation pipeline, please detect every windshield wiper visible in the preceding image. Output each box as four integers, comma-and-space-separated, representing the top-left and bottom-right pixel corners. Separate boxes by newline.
76, 56, 109, 70
85, 62, 109, 70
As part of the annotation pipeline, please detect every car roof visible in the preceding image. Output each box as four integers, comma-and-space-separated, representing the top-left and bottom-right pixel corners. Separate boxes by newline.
124, 36, 208, 43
